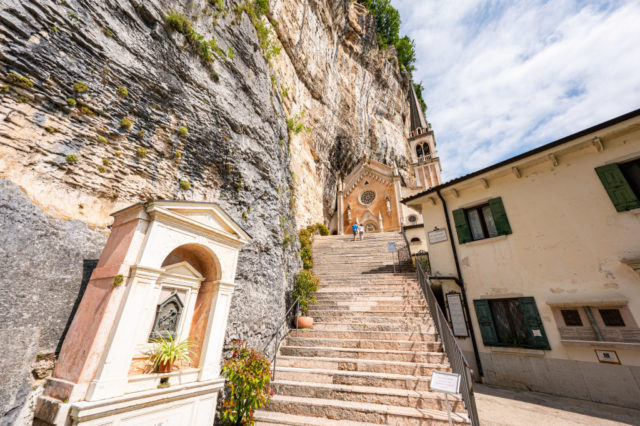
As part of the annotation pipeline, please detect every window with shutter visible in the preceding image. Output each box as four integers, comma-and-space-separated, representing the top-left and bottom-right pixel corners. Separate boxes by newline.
595, 163, 640, 212
456, 197, 511, 243
518, 297, 551, 350
474, 297, 550, 350
488, 197, 512, 235
452, 208, 472, 244
473, 299, 498, 346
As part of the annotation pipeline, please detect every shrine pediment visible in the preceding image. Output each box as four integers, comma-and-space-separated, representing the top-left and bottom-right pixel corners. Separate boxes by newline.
163, 261, 204, 281
144, 200, 252, 246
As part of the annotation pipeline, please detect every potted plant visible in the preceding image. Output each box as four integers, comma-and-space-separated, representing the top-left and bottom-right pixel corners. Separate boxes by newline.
293, 269, 319, 328
221, 340, 273, 425
150, 333, 193, 374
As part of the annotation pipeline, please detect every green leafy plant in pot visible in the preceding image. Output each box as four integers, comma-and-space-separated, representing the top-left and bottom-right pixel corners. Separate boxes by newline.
221, 340, 273, 425
150, 332, 193, 374
293, 269, 319, 328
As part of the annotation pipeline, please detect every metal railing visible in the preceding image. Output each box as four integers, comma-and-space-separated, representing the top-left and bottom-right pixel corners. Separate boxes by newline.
416, 263, 480, 425
262, 296, 299, 380
397, 228, 413, 266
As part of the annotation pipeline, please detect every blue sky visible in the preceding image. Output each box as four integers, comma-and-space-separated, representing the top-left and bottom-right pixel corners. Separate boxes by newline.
393, 0, 640, 181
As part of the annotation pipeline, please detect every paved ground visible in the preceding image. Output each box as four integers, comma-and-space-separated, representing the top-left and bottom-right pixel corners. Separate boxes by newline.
475, 384, 640, 425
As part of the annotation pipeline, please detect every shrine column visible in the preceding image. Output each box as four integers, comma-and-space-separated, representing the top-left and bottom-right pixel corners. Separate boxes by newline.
199, 280, 236, 380
337, 180, 344, 235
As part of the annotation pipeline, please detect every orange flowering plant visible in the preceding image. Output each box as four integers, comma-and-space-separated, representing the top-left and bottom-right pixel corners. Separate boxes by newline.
221, 340, 274, 425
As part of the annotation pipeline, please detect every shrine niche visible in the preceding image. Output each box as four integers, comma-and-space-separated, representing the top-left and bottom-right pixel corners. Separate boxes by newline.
35, 201, 250, 426
150, 291, 184, 340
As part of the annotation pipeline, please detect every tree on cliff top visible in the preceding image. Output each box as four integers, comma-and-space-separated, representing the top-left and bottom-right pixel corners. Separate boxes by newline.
358, 0, 415, 72
359, 0, 425, 112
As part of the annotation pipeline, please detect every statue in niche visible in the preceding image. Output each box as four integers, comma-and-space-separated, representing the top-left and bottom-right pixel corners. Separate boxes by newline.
384, 194, 392, 215
346, 203, 352, 222
149, 291, 184, 341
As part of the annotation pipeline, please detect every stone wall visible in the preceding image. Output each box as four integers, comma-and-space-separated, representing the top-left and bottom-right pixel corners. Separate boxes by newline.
0, 178, 107, 424
0, 0, 412, 422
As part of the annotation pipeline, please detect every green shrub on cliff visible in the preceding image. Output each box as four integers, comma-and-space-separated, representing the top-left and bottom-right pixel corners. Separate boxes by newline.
73, 81, 88, 93
120, 117, 132, 129
233, 0, 280, 62
117, 85, 128, 97
6, 72, 34, 89
65, 154, 78, 164
165, 11, 220, 63
136, 147, 147, 158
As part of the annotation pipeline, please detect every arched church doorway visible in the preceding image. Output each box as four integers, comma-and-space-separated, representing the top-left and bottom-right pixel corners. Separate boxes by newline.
364, 222, 378, 233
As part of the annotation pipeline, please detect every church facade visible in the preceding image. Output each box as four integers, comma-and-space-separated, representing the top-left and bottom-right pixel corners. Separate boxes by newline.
328, 86, 443, 253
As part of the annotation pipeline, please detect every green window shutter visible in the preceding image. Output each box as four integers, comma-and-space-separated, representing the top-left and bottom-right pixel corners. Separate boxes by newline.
473, 299, 498, 346
518, 297, 550, 350
452, 208, 472, 244
488, 197, 512, 236
595, 164, 640, 212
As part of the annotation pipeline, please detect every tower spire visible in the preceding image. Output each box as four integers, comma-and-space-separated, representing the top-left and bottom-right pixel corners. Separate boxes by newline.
409, 84, 428, 135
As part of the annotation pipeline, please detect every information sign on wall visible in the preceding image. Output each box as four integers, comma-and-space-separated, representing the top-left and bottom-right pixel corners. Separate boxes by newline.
446, 292, 469, 337
428, 229, 448, 244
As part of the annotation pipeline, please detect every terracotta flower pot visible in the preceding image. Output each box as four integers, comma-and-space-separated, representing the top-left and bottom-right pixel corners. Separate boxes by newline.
156, 359, 174, 374
295, 316, 313, 329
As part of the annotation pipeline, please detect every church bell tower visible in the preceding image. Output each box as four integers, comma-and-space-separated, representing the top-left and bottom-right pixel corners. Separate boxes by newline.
408, 85, 442, 190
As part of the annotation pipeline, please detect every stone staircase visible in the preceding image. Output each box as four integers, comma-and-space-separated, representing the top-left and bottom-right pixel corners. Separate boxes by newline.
255, 232, 469, 425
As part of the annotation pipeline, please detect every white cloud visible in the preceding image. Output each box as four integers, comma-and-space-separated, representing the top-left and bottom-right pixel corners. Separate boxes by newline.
394, 0, 640, 180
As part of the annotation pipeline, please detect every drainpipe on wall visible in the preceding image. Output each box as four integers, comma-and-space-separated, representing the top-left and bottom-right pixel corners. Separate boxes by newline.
437, 189, 484, 379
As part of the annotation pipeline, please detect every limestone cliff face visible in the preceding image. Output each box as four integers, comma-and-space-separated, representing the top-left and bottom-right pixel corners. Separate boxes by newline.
271, 0, 412, 225
0, 0, 411, 421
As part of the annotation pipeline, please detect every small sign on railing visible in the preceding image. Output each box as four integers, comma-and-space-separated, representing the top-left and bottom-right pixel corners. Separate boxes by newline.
431, 371, 462, 426
431, 371, 461, 394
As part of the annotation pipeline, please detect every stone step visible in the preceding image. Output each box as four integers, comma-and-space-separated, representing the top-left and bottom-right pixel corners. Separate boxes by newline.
315, 289, 424, 298
277, 355, 450, 376
290, 329, 438, 342
279, 346, 447, 363
316, 279, 418, 285
313, 314, 432, 325
314, 297, 424, 305
313, 265, 412, 270
311, 322, 435, 332
311, 304, 427, 312
286, 337, 442, 352
261, 395, 469, 425
271, 380, 466, 412
274, 366, 432, 391
315, 285, 418, 290
316, 286, 421, 294
311, 310, 429, 319
255, 410, 379, 425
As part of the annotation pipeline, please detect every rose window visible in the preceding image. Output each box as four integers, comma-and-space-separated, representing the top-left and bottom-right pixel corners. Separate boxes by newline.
360, 190, 376, 205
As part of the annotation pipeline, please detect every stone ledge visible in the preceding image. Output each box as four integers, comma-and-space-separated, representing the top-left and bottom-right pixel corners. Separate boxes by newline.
560, 339, 640, 349
487, 346, 546, 357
